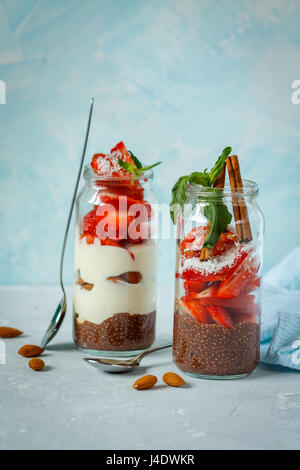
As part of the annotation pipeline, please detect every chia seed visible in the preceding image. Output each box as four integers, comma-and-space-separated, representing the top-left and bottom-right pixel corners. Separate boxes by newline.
173, 311, 260, 377
74, 311, 155, 351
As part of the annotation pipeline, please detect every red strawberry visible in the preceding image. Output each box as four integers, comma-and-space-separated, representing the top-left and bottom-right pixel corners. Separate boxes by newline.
181, 250, 248, 283
180, 226, 206, 252
206, 305, 233, 329
91, 142, 137, 177
212, 230, 237, 256
99, 239, 121, 248
193, 293, 255, 310
98, 192, 152, 220
183, 280, 208, 294
181, 268, 226, 282
241, 274, 261, 294
189, 284, 219, 298
179, 298, 210, 324
110, 141, 134, 164
216, 254, 253, 299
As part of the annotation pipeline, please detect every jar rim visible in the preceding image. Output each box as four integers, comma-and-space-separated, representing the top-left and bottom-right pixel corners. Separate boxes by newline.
83, 164, 153, 182
186, 179, 258, 198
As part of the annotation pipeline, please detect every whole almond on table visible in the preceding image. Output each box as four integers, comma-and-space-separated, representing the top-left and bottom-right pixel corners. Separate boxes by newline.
163, 372, 185, 387
133, 375, 157, 390
28, 358, 45, 371
0, 327, 23, 338
18, 345, 44, 357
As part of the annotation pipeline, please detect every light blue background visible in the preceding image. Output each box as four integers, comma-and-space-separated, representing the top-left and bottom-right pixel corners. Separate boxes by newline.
0, 0, 299, 286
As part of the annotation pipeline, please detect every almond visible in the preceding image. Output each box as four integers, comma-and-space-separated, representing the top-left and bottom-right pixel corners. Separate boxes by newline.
28, 358, 45, 371
107, 271, 142, 284
0, 326, 23, 338
76, 276, 94, 291
162, 372, 185, 387
18, 344, 44, 357
133, 374, 157, 390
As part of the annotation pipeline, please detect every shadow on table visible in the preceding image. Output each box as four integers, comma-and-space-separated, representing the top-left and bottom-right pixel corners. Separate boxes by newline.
45, 342, 77, 351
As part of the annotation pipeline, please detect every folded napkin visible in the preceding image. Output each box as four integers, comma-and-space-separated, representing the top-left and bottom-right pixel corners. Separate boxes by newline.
260, 248, 300, 370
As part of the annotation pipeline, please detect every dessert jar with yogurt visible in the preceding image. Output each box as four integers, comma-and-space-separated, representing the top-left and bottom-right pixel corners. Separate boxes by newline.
73, 142, 159, 356
172, 152, 264, 379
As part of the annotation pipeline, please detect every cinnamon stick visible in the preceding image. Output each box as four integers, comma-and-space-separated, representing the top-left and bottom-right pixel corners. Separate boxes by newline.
213, 166, 226, 189
226, 155, 252, 243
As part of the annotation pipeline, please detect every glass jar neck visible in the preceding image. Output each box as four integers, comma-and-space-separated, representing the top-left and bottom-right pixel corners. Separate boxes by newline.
83, 165, 153, 188
186, 179, 258, 203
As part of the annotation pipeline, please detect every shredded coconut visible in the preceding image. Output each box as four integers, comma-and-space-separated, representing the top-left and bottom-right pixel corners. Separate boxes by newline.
180, 241, 255, 276
94, 150, 131, 177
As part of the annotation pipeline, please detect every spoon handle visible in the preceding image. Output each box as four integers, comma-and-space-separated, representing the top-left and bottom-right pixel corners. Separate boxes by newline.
40, 98, 94, 348
135, 343, 172, 362
59, 98, 94, 294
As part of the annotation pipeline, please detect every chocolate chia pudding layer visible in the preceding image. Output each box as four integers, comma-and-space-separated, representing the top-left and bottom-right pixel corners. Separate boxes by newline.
173, 312, 260, 377
74, 311, 156, 351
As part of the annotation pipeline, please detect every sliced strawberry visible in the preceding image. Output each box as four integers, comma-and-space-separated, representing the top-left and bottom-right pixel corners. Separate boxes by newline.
110, 141, 135, 164
99, 239, 121, 248
189, 284, 219, 298
193, 293, 255, 310
216, 255, 256, 299
98, 191, 152, 220
212, 230, 237, 256
206, 305, 233, 329
83, 207, 100, 234
241, 274, 261, 294
180, 226, 206, 252
183, 280, 208, 295
179, 298, 210, 324
91, 153, 107, 173
181, 268, 225, 282
181, 249, 248, 283
180, 227, 237, 256
95, 206, 136, 241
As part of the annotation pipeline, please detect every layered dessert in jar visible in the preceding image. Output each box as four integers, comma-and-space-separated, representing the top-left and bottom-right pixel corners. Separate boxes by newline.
73, 141, 160, 355
171, 148, 263, 378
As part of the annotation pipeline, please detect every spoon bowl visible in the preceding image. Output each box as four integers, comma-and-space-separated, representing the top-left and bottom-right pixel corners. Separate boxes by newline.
83, 357, 135, 373
83, 343, 172, 373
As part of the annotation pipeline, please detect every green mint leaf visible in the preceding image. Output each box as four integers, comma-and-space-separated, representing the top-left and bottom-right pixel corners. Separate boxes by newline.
119, 157, 162, 184
189, 171, 210, 187
170, 175, 190, 224
140, 161, 162, 172
118, 158, 137, 173
169, 146, 233, 250
202, 191, 232, 248
208, 146, 232, 186
129, 151, 143, 169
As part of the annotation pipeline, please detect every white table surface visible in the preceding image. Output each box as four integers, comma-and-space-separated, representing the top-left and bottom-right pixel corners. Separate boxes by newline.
0, 285, 299, 450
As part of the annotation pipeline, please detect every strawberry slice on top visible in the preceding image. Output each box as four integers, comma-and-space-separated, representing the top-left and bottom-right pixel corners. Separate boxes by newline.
91, 141, 137, 177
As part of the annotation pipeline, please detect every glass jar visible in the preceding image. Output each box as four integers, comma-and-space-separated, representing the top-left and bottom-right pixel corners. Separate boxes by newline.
173, 180, 264, 379
73, 166, 158, 356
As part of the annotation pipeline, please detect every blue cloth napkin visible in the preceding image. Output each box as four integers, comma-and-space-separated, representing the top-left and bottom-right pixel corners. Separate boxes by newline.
260, 248, 300, 370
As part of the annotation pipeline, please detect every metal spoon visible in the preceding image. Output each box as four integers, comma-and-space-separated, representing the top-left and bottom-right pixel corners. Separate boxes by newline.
41, 98, 94, 348
83, 344, 172, 373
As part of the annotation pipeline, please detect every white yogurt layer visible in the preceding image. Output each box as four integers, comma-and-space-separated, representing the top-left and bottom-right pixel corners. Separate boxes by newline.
73, 234, 157, 324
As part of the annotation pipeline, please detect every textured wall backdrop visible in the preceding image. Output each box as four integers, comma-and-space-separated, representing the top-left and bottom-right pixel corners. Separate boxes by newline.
0, 0, 300, 285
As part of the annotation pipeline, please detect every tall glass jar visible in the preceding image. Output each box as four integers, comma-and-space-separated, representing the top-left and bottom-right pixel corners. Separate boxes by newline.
173, 180, 264, 379
73, 166, 158, 356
